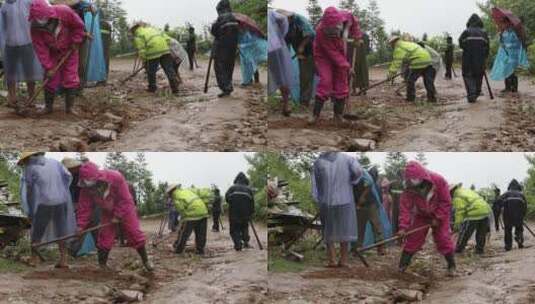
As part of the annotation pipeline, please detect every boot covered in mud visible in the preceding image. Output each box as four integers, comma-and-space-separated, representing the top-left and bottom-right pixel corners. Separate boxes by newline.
137, 246, 154, 272
399, 251, 413, 273
511, 75, 519, 93
97, 249, 110, 270
445, 253, 457, 276
501, 78, 512, 93
333, 98, 345, 125
308, 98, 324, 125
64, 89, 78, 115
41, 90, 55, 114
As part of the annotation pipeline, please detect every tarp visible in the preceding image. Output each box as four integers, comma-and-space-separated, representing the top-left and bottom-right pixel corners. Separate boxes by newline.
82, 4, 106, 82
238, 30, 267, 85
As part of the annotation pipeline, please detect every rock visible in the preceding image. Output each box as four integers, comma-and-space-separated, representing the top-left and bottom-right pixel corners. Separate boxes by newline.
359, 296, 389, 304
103, 112, 123, 124
59, 137, 87, 152
116, 290, 143, 302
129, 283, 144, 291
408, 283, 426, 291
87, 129, 117, 143
347, 139, 376, 151
87, 297, 109, 304
392, 289, 424, 302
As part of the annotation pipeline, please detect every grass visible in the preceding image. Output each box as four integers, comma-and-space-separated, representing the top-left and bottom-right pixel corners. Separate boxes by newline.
0, 257, 29, 273
268, 237, 326, 273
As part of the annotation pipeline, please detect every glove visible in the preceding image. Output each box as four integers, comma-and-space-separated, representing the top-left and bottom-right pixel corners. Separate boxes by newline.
111, 217, 121, 224
431, 218, 440, 228
76, 228, 84, 238
45, 70, 55, 78
396, 229, 407, 241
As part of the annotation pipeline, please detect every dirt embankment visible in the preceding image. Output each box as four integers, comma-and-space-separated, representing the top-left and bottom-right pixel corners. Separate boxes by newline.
267, 68, 535, 151
0, 58, 267, 151
0, 216, 268, 304
267, 223, 535, 304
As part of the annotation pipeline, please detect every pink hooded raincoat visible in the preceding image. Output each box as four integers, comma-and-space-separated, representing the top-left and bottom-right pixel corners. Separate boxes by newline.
77, 162, 145, 251
313, 7, 362, 102
399, 161, 455, 256
29, 0, 85, 93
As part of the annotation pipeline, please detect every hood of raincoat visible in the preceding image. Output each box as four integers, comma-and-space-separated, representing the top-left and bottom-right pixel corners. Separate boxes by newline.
321, 7, 343, 28
28, 0, 58, 21
216, 0, 232, 15
79, 162, 104, 183
234, 172, 250, 186
508, 179, 522, 191
403, 161, 433, 185
467, 14, 484, 28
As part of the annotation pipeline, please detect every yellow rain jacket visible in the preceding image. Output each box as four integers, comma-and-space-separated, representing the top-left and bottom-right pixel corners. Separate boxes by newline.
452, 187, 492, 230
171, 188, 209, 221
133, 26, 171, 61
388, 40, 433, 77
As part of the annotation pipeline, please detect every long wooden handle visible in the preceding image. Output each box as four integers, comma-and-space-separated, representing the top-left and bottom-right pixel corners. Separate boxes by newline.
524, 222, 535, 238
356, 73, 402, 96
26, 48, 76, 106
32, 221, 115, 248
204, 51, 214, 93
484, 72, 494, 100
357, 224, 431, 253
249, 221, 263, 250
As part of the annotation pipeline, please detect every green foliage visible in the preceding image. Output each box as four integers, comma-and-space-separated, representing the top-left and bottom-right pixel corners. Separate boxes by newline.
0, 152, 21, 203
415, 152, 428, 167
307, 0, 323, 26
384, 153, 408, 183
230, 0, 267, 34
523, 154, 535, 219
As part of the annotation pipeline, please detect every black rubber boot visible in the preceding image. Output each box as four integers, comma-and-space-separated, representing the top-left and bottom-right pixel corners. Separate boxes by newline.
333, 99, 345, 125
137, 246, 154, 272
399, 251, 413, 273
97, 249, 110, 269
308, 98, 324, 125
64, 89, 77, 115
445, 253, 457, 276
42, 90, 55, 114
511, 76, 518, 93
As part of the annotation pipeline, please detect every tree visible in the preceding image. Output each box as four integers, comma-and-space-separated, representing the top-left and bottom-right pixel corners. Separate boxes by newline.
230, 0, 267, 33
523, 154, 535, 218
415, 152, 428, 166
307, 0, 323, 26
384, 152, 408, 183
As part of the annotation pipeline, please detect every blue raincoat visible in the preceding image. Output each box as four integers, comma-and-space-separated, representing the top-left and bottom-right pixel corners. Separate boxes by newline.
20, 155, 77, 244
238, 30, 267, 85
79, 1, 106, 82
268, 10, 297, 97
490, 29, 529, 81
357, 170, 393, 247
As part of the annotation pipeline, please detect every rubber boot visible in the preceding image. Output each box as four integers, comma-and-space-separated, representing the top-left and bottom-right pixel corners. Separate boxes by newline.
511, 76, 518, 93
377, 245, 386, 256
445, 253, 457, 277
399, 251, 413, 273
97, 249, 110, 270
137, 246, 154, 272
308, 98, 324, 125
333, 98, 345, 125
501, 78, 511, 93
41, 90, 55, 114
64, 89, 78, 115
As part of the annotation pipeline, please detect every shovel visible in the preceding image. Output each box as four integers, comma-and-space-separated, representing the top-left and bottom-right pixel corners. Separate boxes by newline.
250, 220, 263, 250
20, 48, 76, 112
204, 48, 214, 93
31, 221, 116, 249
355, 224, 431, 254
484, 72, 495, 100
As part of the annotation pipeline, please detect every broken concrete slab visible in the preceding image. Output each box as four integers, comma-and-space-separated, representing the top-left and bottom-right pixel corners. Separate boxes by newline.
347, 139, 377, 151
87, 129, 117, 143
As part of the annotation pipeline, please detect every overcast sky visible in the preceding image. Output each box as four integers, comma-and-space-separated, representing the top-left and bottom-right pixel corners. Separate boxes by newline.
352, 152, 532, 192
271, 0, 482, 39
121, 0, 222, 31
47, 152, 253, 192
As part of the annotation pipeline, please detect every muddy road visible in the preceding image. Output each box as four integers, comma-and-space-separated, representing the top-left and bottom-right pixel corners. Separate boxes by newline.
0, 58, 267, 151
267, 223, 535, 304
0, 216, 267, 304
267, 68, 535, 151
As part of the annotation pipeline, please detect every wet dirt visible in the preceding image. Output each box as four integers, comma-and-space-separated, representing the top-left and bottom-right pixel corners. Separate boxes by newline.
0, 216, 267, 304
267, 222, 535, 304
267, 68, 535, 151
0, 58, 267, 151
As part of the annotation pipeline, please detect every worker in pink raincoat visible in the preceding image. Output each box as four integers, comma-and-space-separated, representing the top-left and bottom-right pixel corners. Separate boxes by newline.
76, 162, 153, 272
309, 7, 362, 125
28, 0, 85, 115
397, 161, 456, 276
